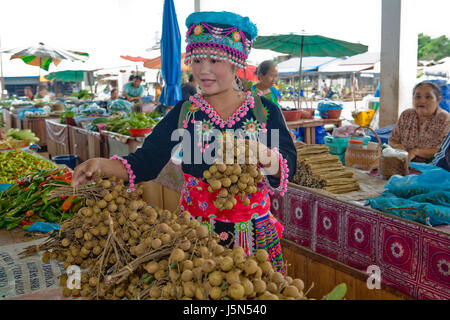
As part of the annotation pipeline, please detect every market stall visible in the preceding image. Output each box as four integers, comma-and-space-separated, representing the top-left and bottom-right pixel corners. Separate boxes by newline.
45, 118, 71, 158
22, 116, 59, 147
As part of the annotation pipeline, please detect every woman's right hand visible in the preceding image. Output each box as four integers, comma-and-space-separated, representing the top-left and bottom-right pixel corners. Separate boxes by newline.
71, 158, 104, 187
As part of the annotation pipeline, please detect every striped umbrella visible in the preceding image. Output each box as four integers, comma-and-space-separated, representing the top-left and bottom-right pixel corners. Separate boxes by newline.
0, 42, 89, 71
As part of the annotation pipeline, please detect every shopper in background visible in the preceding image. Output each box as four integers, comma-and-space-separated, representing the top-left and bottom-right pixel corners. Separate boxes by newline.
251, 60, 282, 108
389, 81, 450, 162
123, 75, 144, 104
35, 85, 51, 101
181, 74, 197, 101
24, 86, 34, 101
154, 83, 162, 103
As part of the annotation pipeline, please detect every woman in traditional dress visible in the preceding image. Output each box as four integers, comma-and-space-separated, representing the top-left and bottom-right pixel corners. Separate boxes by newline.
71, 11, 297, 273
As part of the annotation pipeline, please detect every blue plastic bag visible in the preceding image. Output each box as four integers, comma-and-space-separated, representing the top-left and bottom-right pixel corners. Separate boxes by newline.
27, 222, 61, 233
384, 162, 450, 198
368, 163, 450, 225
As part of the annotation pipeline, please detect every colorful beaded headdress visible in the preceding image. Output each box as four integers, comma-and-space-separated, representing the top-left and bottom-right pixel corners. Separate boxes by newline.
185, 11, 258, 69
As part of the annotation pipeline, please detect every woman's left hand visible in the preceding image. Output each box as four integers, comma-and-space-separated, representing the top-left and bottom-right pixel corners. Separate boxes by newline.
236, 139, 280, 177
407, 149, 416, 162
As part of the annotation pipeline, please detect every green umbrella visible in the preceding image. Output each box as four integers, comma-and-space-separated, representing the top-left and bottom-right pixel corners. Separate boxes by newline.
0, 43, 89, 71
45, 70, 86, 82
252, 33, 368, 106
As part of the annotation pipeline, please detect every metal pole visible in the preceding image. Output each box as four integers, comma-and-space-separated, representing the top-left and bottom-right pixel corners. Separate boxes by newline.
297, 36, 304, 108
0, 36, 5, 99
194, 0, 201, 12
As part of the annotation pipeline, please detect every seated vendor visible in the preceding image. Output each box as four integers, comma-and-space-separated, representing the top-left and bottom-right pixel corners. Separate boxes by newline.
251, 60, 282, 108
122, 75, 144, 104
389, 81, 450, 163
107, 88, 131, 114
24, 86, 34, 101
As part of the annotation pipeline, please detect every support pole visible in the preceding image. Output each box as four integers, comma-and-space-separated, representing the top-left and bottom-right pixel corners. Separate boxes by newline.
379, 0, 418, 127
194, 0, 201, 12
297, 36, 304, 109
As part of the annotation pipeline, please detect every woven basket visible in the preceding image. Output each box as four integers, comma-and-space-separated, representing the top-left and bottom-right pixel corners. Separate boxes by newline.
345, 126, 381, 170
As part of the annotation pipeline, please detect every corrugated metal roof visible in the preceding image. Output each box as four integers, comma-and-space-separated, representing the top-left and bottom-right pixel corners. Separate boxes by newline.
277, 56, 339, 75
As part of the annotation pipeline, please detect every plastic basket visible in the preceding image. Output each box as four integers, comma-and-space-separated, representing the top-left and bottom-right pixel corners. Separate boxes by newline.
345, 126, 381, 170
52, 155, 78, 169
324, 135, 371, 165
319, 108, 342, 119
354, 110, 375, 126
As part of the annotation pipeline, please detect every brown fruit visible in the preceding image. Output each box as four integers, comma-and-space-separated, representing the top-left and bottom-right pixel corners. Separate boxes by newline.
201, 259, 216, 273
253, 279, 266, 294
62, 287, 72, 297
151, 239, 162, 250
208, 271, 223, 287
292, 279, 305, 292
181, 270, 193, 282
283, 285, 299, 298
209, 286, 222, 300
228, 283, 245, 300
144, 261, 159, 274
89, 277, 98, 287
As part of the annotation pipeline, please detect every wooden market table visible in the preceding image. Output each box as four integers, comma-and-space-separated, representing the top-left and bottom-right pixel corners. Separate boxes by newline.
100, 130, 144, 158
286, 118, 343, 144
270, 182, 450, 300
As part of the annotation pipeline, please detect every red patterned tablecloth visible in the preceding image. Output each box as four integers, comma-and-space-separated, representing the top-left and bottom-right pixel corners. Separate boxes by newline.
271, 183, 450, 300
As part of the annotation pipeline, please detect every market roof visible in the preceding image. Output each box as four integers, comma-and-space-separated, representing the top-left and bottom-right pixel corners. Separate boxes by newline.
338, 51, 379, 65
319, 52, 380, 73
277, 56, 339, 76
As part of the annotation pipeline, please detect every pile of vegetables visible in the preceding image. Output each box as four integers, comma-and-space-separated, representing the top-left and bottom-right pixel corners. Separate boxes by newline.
59, 110, 75, 124
71, 89, 94, 100
203, 139, 264, 210
19, 176, 343, 300
0, 168, 82, 230
0, 150, 57, 183
103, 112, 161, 135
0, 128, 40, 150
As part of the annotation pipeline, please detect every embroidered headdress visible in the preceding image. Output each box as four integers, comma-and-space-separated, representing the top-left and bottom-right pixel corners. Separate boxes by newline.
184, 11, 258, 69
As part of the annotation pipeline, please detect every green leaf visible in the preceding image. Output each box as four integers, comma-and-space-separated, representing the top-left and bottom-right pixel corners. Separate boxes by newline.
325, 283, 347, 300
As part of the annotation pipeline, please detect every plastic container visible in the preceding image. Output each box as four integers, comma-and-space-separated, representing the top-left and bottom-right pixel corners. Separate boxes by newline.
129, 127, 153, 137
348, 139, 364, 149
354, 110, 375, 126
282, 110, 302, 121
324, 135, 371, 165
319, 108, 342, 119
300, 108, 315, 119
52, 155, 78, 169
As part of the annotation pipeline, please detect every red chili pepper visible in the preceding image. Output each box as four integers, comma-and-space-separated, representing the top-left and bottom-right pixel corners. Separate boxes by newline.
60, 196, 68, 200
62, 196, 77, 211
50, 174, 57, 180
21, 220, 34, 226
26, 210, 35, 218
39, 178, 50, 186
